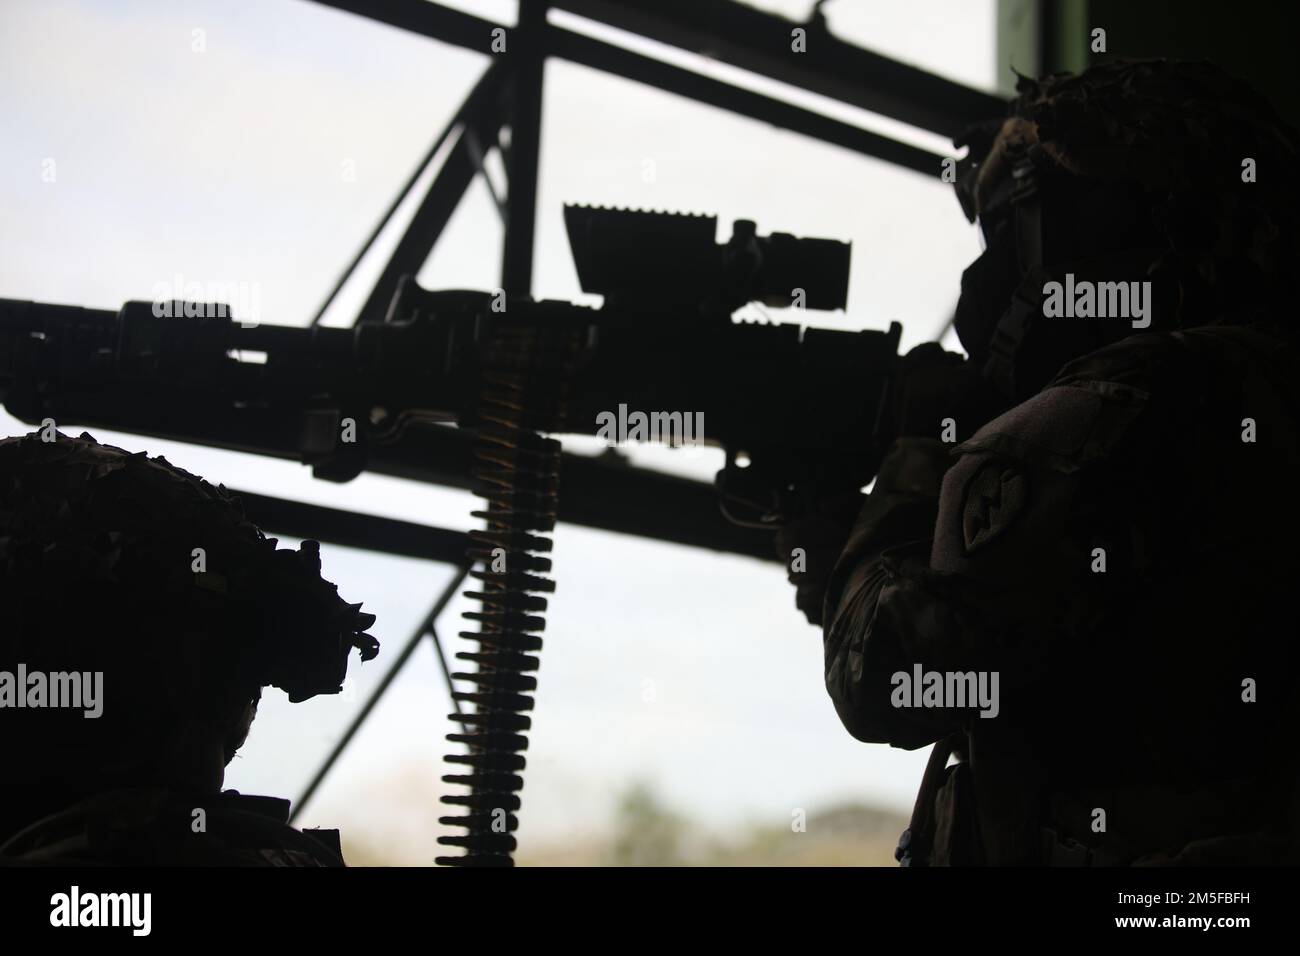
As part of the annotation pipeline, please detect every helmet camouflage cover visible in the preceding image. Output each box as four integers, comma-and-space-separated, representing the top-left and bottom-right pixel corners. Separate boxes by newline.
0, 431, 378, 715
956, 58, 1300, 290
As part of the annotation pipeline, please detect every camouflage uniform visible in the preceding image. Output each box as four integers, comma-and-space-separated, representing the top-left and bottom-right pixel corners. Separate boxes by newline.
820, 61, 1300, 865
0, 789, 346, 867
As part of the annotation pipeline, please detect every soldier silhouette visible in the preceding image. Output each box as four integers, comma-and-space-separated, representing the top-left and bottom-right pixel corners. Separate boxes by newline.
0, 432, 378, 865
781, 59, 1300, 865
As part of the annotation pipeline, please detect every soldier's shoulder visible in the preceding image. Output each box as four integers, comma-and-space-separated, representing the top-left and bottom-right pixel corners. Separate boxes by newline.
0, 788, 346, 867
1049, 321, 1300, 393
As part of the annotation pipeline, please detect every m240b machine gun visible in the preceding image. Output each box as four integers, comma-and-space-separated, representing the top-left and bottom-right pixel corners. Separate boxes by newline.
0, 206, 904, 866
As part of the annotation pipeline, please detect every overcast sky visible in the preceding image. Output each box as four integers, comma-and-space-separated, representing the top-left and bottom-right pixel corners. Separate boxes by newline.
0, 0, 996, 861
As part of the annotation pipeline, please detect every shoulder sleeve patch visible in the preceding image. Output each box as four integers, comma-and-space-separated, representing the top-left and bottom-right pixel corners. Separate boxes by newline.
960, 458, 1029, 554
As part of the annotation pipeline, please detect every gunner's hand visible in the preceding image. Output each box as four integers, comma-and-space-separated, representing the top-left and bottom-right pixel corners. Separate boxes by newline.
774, 492, 864, 627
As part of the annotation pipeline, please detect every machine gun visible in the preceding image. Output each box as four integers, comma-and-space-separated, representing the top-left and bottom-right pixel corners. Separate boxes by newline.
0, 206, 905, 865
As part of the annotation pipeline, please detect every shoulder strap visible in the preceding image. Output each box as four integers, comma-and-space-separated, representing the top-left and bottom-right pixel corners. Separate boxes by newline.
895, 733, 961, 866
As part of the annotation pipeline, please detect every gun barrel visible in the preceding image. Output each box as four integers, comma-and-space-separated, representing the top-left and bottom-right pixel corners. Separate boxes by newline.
0, 288, 903, 524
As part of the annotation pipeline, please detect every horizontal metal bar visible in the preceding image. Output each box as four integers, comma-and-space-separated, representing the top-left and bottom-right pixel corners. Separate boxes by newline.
10, 400, 775, 561
550, 0, 1007, 137
545, 21, 944, 175
309, 0, 948, 174
228, 488, 471, 565
311, 0, 501, 54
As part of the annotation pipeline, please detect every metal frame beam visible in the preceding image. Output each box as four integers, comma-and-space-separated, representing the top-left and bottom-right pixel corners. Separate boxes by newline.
545, 24, 943, 175
290, 564, 471, 822
229, 488, 471, 565
311, 0, 1005, 136
309, 0, 1000, 325
501, 2, 547, 294
356, 61, 513, 324
309, 61, 511, 326
549, 0, 1006, 137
